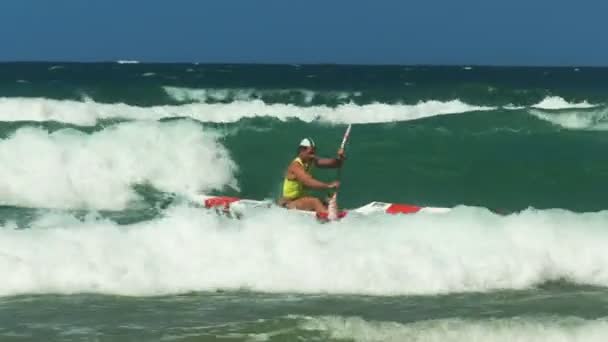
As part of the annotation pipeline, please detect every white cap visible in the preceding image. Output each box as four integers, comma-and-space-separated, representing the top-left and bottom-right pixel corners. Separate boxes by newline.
299, 137, 315, 147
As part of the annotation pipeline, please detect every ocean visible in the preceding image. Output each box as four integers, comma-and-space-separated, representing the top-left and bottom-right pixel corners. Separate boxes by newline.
1, 62, 608, 341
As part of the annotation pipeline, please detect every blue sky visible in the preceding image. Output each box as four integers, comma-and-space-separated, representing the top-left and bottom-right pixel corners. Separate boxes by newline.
1, 0, 606, 66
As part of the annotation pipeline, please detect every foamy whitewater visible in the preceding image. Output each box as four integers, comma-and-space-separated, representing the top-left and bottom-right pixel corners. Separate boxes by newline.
299, 316, 608, 342
0, 121, 237, 209
0, 97, 493, 125
2, 204, 608, 297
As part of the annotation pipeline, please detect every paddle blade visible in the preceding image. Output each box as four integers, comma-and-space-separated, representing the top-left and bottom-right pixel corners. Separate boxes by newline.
340, 124, 352, 149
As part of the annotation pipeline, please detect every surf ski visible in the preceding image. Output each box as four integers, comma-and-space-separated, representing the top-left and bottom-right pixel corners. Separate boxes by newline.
192, 194, 451, 222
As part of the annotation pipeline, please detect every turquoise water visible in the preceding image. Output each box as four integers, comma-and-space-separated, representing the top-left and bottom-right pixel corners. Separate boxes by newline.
2, 62, 608, 340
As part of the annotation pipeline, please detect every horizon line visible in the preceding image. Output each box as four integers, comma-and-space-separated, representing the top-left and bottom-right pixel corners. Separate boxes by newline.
0, 59, 606, 68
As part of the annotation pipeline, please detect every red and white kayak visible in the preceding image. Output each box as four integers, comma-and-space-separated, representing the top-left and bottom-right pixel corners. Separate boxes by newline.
192, 194, 451, 221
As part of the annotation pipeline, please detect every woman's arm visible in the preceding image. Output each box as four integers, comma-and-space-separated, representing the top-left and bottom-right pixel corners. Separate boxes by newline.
314, 148, 346, 168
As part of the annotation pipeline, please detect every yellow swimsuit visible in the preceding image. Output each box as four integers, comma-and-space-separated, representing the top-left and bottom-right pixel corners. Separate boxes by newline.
282, 157, 313, 200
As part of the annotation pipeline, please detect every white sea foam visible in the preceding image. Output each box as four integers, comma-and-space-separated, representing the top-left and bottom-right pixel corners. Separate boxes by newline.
529, 107, 608, 130
0, 121, 237, 210
300, 315, 608, 342
163, 86, 358, 105
3, 205, 608, 297
0, 97, 492, 126
532, 96, 596, 110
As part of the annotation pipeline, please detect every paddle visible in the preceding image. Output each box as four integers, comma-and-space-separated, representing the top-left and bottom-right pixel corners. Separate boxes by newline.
328, 124, 352, 220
